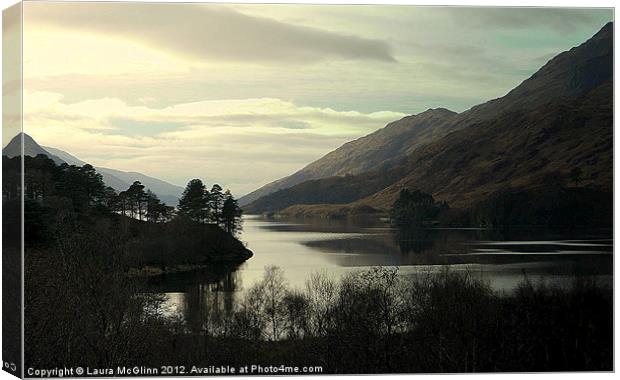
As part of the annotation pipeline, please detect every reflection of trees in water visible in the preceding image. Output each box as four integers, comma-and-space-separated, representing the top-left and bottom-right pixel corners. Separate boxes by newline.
395, 228, 436, 255
182, 269, 239, 334
393, 227, 462, 266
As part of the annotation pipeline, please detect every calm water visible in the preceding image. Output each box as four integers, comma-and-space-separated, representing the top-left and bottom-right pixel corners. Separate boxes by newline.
148, 215, 613, 317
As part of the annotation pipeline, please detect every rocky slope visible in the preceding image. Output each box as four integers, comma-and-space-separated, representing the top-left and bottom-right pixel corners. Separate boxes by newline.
253, 22, 613, 217
240, 107, 459, 205
243, 23, 613, 209
360, 79, 612, 211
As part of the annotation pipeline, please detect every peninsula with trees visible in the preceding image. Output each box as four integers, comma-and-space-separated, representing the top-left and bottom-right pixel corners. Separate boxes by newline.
3, 150, 251, 277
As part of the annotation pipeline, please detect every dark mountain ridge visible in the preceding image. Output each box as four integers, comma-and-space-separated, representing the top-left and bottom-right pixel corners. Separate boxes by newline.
243, 23, 613, 208
457, 22, 612, 123
247, 22, 613, 217
239, 107, 459, 205
360, 78, 612, 211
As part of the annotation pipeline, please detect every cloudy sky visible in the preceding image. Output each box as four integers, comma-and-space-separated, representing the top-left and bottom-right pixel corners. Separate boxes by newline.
12, 2, 613, 196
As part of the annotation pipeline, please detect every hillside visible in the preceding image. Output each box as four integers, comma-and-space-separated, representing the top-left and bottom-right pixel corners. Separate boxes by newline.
43, 145, 184, 206
3, 133, 184, 206
245, 169, 403, 214
252, 22, 613, 217
43, 145, 134, 192
243, 23, 613, 208
361, 79, 613, 210
240, 107, 459, 205
3, 133, 64, 164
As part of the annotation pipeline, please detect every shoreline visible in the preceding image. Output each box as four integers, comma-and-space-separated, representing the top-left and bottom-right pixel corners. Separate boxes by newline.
126, 250, 254, 278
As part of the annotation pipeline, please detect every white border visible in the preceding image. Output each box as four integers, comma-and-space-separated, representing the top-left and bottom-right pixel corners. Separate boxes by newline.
0, 1, 616, 380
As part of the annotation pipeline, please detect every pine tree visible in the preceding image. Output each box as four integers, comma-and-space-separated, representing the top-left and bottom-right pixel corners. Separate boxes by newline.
210, 184, 224, 225
221, 190, 243, 235
127, 181, 148, 220
178, 179, 209, 223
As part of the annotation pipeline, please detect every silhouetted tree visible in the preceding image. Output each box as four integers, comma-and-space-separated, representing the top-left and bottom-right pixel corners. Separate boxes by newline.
146, 190, 174, 222
178, 179, 210, 223
117, 190, 129, 217
210, 184, 224, 225
3, 155, 22, 200
262, 266, 288, 340
390, 189, 444, 225
80, 164, 106, 205
101, 186, 119, 211
221, 191, 242, 235
126, 181, 148, 220
283, 290, 310, 339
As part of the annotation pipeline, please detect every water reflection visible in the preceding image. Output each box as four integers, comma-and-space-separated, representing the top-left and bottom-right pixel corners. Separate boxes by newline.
150, 215, 612, 321
147, 266, 240, 329
303, 224, 612, 270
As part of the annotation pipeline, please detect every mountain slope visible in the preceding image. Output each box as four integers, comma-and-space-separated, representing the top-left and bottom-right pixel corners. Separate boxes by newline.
43, 145, 184, 205
251, 22, 613, 215
4, 134, 184, 206
244, 22, 613, 209
43, 146, 133, 192
456, 21, 613, 124
245, 169, 404, 214
359, 79, 612, 211
94, 167, 183, 206
3, 133, 65, 165
239, 107, 458, 205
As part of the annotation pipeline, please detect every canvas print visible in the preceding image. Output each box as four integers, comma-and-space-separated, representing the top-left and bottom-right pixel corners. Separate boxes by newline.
2, 2, 614, 377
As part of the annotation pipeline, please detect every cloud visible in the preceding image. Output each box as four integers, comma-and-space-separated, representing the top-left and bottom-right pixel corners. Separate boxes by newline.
24, 90, 405, 195
24, 2, 395, 63
454, 8, 611, 33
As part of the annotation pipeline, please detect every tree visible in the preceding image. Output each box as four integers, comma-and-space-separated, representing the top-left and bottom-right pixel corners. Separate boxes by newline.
79, 164, 106, 205
24, 154, 59, 201
390, 189, 444, 225
262, 266, 288, 340
146, 190, 174, 223
282, 290, 310, 339
3, 155, 22, 200
56, 165, 90, 211
101, 186, 119, 212
117, 191, 129, 217
178, 179, 209, 223
126, 181, 148, 220
209, 184, 224, 225
221, 191, 242, 235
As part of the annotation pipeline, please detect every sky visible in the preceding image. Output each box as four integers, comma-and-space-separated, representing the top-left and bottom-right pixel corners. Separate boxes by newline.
9, 2, 613, 196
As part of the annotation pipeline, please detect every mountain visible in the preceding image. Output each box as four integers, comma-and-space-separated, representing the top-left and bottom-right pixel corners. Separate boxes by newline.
3, 133, 184, 206
245, 169, 404, 214
42, 146, 133, 192
456, 21, 613, 124
247, 22, 613, 216
3, 133, 65, 165
242, 23, 613, 207
92, 167, 183, 206
358, 78, 612, 211
239, 107, 459, 205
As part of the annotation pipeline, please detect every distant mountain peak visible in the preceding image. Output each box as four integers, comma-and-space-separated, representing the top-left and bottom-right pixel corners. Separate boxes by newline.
3, 133, 184, 206
419, 107, 457, 116
593, 21, 613, 40
462, 21, 613, 121
3, 132, 65, 164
